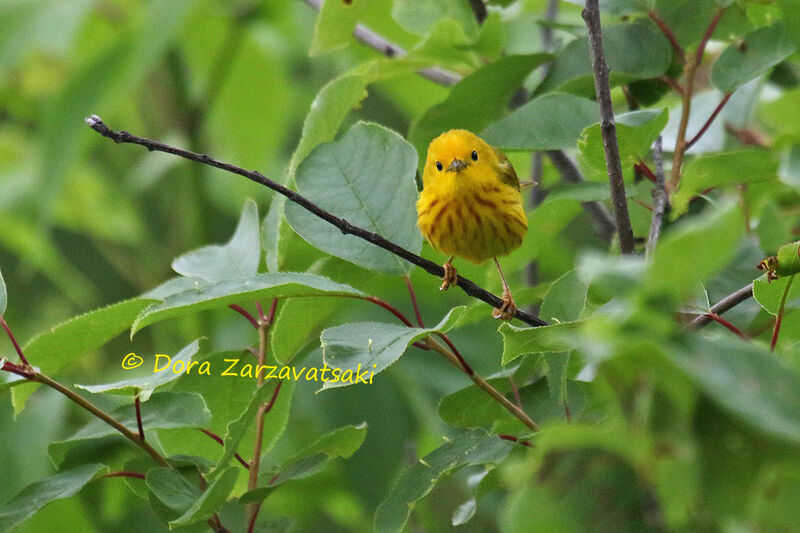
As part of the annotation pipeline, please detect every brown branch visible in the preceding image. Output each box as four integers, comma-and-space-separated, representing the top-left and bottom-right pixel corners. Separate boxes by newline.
134, 395, 145, 442
685, 93, 732, 150
648, 11, 685, 61
696, 7, 725, 66
546, 150, 616, 244
634, 161, 657, 184
302, 0, 460, 86
687, 283, 754, 329
582, 1, 636, 254
498, 434, 533, 447
85, 116, 548, 328
467, 0, 487, 23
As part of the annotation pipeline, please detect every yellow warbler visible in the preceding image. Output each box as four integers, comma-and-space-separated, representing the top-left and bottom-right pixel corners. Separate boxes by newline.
416, 129, 528, 320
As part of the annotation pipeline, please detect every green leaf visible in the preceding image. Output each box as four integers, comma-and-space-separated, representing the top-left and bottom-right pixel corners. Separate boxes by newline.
0, 264, 6, 316
75, 339, 201, 401
145, 468, 201, 515
169, 467, 239, 529
392, 0, 478, 38
666, 336, 800, 444
536, 21, 672, 96
172, 200, 260, 282
540, 270, 589, 323
779, 145, 800, 192
207, 381, 279, 480
778, 0, 800, 49
271, 296, 342, 365
240, 423, 368, 505
49, 392, 211, 465
482, 93, 600, 151
710, 23, 796, 94
408, 54, 551, 162
579, 108, 669, 174
753, 276, 800, 316
499, 322, 580, 364
756, 202, 791, 255
0, 463, 106, 533
285, 122, 421, 275
132, 272, 364, 335
320, 307, 466, 389
647, 203, 743, 300
309, 0, 367, 56
599, 0, 656, 16
374, 430, 513, 533
12, 298, 155, 414
670, 149, 777, 217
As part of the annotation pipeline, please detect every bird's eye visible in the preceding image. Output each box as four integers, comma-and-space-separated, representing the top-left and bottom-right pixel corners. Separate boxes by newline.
436, 161, 443, 171
471, 150, 478, 161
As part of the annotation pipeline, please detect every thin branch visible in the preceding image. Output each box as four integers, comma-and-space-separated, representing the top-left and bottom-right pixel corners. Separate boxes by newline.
669, 6, 726, 190
30, 371, 170, 467
302, 0, 460, 86
424, 337, 540, 432
404, 276, 425, 328
581, 2, 636, 253
645, 136, 667, 259
685, 93, 732, 150
229, 304, 260, 329
704, 313, 746, 338
546, 150, 616, 244
199, 428, 250, 469
687, 283, 754, 329
648, 11, 685, 61
134, 396, 145, 442
86, 116, 548, 328
0, 316, 30, 366
771, 276, 795, 351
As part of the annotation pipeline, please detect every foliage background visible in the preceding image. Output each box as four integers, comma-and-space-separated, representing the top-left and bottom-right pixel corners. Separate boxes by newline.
2, 0, 800, 531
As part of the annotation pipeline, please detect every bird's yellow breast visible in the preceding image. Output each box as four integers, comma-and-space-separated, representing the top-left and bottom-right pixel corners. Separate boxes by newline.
416, 130, 527, 264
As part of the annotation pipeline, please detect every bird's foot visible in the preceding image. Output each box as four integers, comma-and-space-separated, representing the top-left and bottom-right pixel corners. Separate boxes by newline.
440, 261, 457, 291
492, 289, 516, 320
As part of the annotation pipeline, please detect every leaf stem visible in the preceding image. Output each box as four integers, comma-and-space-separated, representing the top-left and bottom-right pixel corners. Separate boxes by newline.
498, 434, 533, 447
685, 93, 732, 150
101, 471, 146, 480
583, 0, 636, 254
0, 316, 29, 366
134, 395, 145, 442
404, 276, 425, 328
230, 304, 260, 329
771, 276, 795, 351
199, 428, 250, 469
648, 11, 684, 60
704, 312, 746, 338
85, 116, 547, 328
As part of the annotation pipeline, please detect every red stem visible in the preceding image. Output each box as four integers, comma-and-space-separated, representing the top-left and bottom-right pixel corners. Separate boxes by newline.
1, 360, 34, 379
508, 377, 523, 410
404, 276, 425, 328
704, 312, 746, 338
134, 396, 145, 442
255, 302, 267, 324
771, 276, 795, 351
199, 428, 250, 469
696, 7, 725, 65
0, 316, 29, 366
634, 161, 658, 184
229, 304, 259, 329
648, 11, 685, 60
686, 93, 732, 150
498, 434, 533, 447
247, 504, 261, 533
265, 299, 278, 325
263, 380, 283, 413
437, 333, 473, 375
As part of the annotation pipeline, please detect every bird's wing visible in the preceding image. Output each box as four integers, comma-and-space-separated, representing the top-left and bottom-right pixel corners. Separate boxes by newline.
491, 146, 520, 190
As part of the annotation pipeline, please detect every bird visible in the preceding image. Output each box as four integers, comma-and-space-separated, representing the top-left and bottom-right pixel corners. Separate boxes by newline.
416, 129, 528, 320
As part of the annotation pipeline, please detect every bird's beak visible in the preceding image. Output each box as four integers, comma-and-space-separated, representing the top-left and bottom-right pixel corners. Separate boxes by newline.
447, 159, 467, 172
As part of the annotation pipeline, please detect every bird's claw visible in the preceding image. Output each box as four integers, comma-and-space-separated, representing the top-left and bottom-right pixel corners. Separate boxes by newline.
440, 262, 457, 291
492, 290, 516, 320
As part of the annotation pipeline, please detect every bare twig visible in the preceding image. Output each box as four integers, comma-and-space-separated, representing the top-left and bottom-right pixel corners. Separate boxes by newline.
686, 93, 732, 150
302, 0, 460, 86
582, 0, 636, 254
86, 116, 547, 327
467, 0, 487, 24
687, 283, 754, 329
645, 136, 667, 259
546, 150, 616, 244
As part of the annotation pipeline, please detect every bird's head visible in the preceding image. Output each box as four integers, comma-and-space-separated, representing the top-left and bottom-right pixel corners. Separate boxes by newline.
423, 129, 492, 186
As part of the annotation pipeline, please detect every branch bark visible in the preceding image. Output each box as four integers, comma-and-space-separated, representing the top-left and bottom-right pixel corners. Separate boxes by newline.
645, 136, 667, 259
582, 0, 636, 254
687, 283, 754, 329
85, 115, 548, 327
